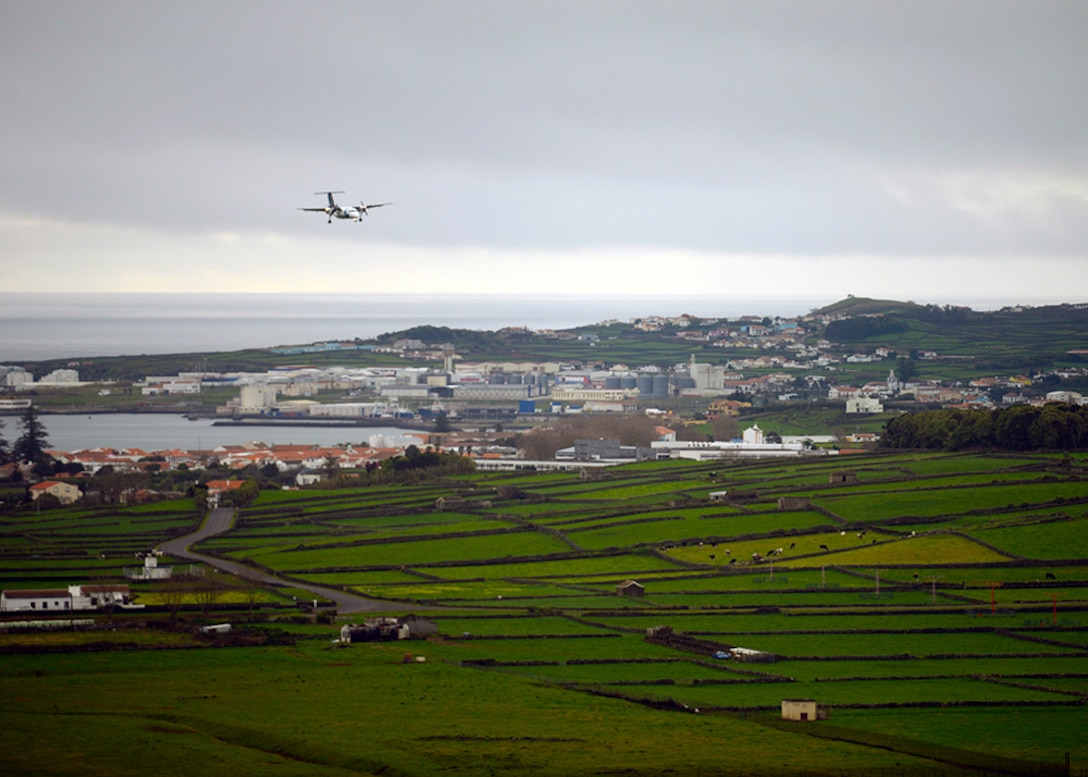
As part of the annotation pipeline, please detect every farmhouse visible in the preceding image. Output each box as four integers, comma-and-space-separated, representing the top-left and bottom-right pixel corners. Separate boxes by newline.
616, 580, 645, 597
781, 699, 830, 721
29, 480, 82, 505
0, 588, 73, 612
340, 615, 438, 643
0, 584, 137, 612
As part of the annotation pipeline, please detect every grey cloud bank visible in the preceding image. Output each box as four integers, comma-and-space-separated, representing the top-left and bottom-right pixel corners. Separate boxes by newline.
1, 1, 1086, 300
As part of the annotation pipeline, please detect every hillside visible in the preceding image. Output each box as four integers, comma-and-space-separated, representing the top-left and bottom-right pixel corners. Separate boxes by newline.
2, 451, 1087, 775
822, 299, 1088, 371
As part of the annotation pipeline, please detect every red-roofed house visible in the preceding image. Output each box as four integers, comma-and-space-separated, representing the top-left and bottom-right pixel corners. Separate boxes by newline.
29, 480, 82, 505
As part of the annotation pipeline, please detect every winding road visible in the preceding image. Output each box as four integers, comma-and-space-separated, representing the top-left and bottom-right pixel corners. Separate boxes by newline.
159, 507, 408, 614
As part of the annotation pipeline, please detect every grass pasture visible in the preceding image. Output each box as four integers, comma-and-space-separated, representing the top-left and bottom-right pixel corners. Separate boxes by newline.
2, 449, 1088, 776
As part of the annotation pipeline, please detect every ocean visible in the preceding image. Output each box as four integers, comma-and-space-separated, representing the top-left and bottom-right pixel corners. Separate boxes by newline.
0, 292, 831, 362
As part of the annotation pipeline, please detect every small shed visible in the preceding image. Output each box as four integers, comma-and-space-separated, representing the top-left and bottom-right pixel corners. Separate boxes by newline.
399, 614, 439, 639
777, 496, 811, 510
828, 471, 858, 486
731, 646, 776, 663
781, 699, 830, 721
434, 495, 466, 511
616, 579, 645, 598
199, 623, 232, 635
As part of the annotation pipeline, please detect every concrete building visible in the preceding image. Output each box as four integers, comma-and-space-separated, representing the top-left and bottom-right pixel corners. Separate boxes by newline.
688, 359, 726, 391
239, 383, 278, 414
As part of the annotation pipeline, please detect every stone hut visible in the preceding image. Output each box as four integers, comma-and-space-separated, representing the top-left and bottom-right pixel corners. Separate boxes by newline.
781, 699, 830, 721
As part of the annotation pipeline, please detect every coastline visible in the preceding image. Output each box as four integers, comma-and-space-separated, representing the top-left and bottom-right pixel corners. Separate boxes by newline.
210, 417, 434, 431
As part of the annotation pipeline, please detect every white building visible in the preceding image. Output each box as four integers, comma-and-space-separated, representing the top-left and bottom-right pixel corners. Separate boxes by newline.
0, 584, 136, 612
0, 588, 72, 613
650, 438, 831, 461
124, 555, 173, 581
1045, 391, 1085, 405
781, 699, 830, 721
845, 396, 884, 414
742, 424, 764, 445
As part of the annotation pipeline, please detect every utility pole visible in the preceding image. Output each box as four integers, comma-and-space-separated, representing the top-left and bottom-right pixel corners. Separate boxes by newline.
927, 574, 943, 605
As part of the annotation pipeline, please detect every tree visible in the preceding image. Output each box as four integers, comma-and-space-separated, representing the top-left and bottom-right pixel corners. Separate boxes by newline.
160, 575, 192, 622
897, 356, 919, 382
0, 418, 8, 463
710, 415, 739, 443
194, 569, 229, 616
236, 569, 266, 618
12, 405, 50, 464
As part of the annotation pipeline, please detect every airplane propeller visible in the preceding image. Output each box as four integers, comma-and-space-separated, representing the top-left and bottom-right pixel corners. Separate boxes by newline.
358, 201, 391, 217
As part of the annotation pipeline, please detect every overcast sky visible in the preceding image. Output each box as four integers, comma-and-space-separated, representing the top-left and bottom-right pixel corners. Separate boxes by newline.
2, 1, 1086, 307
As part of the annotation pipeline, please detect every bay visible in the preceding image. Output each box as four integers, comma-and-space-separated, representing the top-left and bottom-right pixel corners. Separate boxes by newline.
35, 413, 418, 453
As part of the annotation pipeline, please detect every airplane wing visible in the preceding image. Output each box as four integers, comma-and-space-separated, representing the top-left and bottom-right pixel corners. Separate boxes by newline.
298, 207, 328, 212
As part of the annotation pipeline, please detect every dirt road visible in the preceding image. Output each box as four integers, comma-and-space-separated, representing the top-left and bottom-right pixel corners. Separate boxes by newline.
159, 507, 411, 614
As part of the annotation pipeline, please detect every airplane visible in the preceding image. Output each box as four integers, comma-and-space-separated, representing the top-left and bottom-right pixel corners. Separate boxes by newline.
299, 191, 391, 224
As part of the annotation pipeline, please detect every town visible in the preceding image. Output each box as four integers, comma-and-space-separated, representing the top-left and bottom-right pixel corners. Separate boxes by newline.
3, 298, 1088, 503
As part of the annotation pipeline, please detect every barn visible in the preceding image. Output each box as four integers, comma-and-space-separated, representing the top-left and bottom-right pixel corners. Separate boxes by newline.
615, 580, 645, 598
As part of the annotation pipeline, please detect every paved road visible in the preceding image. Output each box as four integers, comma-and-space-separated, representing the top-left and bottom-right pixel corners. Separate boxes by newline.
159, 507, 410, 614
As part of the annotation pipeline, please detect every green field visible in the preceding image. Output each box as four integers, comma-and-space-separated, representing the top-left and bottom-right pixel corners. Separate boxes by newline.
3, 450, 1088, 776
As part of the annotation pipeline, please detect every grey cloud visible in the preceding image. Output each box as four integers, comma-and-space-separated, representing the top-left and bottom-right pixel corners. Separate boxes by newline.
1, 1, 1086, 258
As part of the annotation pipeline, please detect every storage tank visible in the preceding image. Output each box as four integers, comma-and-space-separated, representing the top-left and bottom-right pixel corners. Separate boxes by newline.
653, 375, 670, 397
637, 375, 655, 396
620, 376, 637, 390
604, 376, 621, 390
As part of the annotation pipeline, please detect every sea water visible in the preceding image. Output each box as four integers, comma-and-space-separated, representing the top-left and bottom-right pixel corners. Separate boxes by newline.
33, 413, 412, 453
